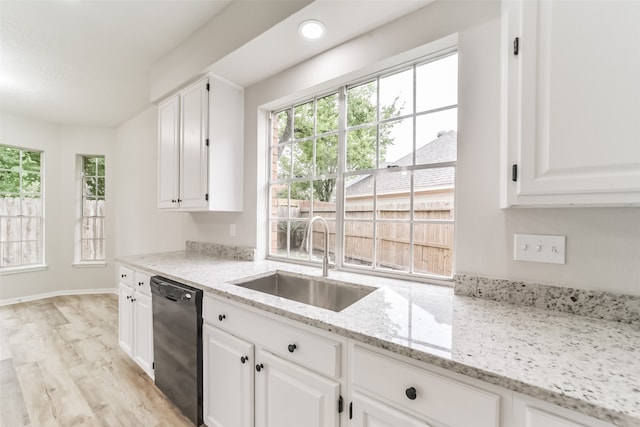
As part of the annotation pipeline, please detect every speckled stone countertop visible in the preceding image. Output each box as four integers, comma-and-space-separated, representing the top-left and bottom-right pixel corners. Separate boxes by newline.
118, 251, 640, 427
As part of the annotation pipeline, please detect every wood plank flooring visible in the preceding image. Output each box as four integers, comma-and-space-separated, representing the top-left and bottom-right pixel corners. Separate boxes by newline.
0, 294, 195, 427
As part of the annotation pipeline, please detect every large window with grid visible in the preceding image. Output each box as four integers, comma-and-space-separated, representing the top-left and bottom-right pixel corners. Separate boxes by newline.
79, 155, 105, 262
269, 52, 458, 280
0, 145, 43, 268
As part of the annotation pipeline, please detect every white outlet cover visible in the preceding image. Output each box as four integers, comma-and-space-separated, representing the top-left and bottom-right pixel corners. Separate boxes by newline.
514, 234, 566, 264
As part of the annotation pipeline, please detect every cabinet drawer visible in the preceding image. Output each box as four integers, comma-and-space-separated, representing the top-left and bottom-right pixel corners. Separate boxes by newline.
204, 296, 340, 379
118, 265, 134, 287
134, 271, 151, 296
352, 346, 500, 427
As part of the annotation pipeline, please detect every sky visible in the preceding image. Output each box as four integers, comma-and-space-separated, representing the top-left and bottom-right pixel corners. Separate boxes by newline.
378, 53, 458, 162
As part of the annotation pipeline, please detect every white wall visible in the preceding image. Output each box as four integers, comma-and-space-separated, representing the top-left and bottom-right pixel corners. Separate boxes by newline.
0, 105, 189, 302
113, 106, 184, 257
0, 113, 119, 302
203, 0, 638, 295
149, 0, 312, 102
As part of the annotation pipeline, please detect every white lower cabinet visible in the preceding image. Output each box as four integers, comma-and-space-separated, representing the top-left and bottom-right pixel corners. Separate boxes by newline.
132, 292, 153, 377
200, 294, 617, 427
117, 265, 154, 378
202, 295, 344, 427
203, 325, 254, 427
255, 348, 340, 427
351, 391, 431, 427
525, 408, 585, 427
118, 283, 134, 355
349, 344, 501, 427
512, 395, 616, 427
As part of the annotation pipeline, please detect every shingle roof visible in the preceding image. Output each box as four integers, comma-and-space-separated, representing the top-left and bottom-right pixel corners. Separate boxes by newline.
346, 130, 456, 197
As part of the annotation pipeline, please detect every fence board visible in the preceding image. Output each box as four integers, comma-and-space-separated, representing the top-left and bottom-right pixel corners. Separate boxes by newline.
274, 200, 454, 276
1, 198, 104, 266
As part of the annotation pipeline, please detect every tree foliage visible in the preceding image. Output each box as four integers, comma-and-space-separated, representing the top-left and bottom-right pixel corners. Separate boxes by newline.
0, 145, 41, 196
276, 82, 402, 202
82, 156, 106, 199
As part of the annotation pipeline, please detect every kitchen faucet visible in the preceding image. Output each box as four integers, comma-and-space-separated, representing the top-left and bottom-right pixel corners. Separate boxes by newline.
307, 216, 331, 277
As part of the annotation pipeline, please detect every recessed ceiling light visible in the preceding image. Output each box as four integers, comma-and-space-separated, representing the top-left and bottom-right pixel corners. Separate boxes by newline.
298, 19, 326, 40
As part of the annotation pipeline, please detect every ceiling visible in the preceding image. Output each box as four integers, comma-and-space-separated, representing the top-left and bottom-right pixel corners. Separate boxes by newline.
209, 0, 435, 88
0, 0, 433, 128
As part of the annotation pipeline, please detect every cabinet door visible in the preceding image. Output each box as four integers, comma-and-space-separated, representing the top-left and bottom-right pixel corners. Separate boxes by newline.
118, 283, 134, 356
525, 407, 585, 427
179, 78, 209, 210
351, 392, 432, 427
503, 0, 640, 206
203, 325, 254, 427
133, 292, 154, 378
158, 95, 180, 209
255, 348, 339, 427
513, 397, 615, 427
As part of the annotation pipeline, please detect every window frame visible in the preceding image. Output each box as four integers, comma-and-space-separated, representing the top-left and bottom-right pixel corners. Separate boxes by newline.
267, 48, 458, 283
0, 144, 45, 272
74, 154, 106, 266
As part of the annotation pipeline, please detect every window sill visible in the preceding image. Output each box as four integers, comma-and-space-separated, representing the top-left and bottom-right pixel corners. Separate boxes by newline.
72, 261, 107, 268
0, 265, 48, 276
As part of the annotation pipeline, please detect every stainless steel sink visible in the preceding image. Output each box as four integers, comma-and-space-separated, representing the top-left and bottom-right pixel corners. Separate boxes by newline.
232, 271, 375, 312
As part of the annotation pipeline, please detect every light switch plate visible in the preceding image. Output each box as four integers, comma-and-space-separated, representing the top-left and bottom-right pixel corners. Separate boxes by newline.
229, 223, 236, 237
514, 234, 566, 264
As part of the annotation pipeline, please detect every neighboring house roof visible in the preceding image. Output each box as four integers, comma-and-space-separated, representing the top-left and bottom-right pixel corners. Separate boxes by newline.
346, 130, 457, 197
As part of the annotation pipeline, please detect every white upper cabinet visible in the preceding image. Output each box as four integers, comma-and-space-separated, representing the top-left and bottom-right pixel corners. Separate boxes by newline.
157, 73, 244, 211
501, 0, 640, 207
179, 79, 209, 210
157, 96, 180, 209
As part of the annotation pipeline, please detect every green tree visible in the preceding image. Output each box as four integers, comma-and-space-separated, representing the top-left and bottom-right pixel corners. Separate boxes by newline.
82, 156, 106, 199
276, 82, 402, 202
0, 145, 41, 196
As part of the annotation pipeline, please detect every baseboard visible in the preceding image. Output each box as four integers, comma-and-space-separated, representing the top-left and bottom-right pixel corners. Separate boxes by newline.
0, 288, 118, 307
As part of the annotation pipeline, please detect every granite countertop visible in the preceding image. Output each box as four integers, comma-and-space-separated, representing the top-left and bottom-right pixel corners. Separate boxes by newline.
118, 250, 640, 427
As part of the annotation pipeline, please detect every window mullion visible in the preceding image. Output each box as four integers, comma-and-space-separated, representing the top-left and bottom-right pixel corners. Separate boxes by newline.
372, 175, 378, 269
335, 86, 347, 269
410, 64, 417, 274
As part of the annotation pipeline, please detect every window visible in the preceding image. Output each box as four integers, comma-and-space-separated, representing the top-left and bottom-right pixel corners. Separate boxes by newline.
0, 145, 44, 268
269, 52, 457, 280
79, 155, 105, 262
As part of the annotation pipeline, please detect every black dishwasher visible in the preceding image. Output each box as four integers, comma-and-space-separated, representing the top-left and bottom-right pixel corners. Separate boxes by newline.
150, 276, 203, 426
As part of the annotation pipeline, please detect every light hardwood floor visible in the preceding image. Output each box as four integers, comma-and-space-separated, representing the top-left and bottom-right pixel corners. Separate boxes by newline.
0, 294, 195, 427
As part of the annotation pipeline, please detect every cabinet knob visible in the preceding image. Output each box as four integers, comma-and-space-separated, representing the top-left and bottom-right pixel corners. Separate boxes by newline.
138, 281, 143, 286
131, 298, 136, 303
177, 199, 182, 203
288, 344, 297, 353
218, 314, 226, 321
171, 199, 176, 203
126, 295, 130, 300
121, 274, 126, 278
405, 387, 417, 400
240, 356, 248, 364
255, 364, 264, 372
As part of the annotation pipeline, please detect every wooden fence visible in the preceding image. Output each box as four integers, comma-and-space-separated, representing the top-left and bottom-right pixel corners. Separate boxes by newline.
274, 200, 454, 277
0, 197, 43, 266
0, 197, 104, 266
